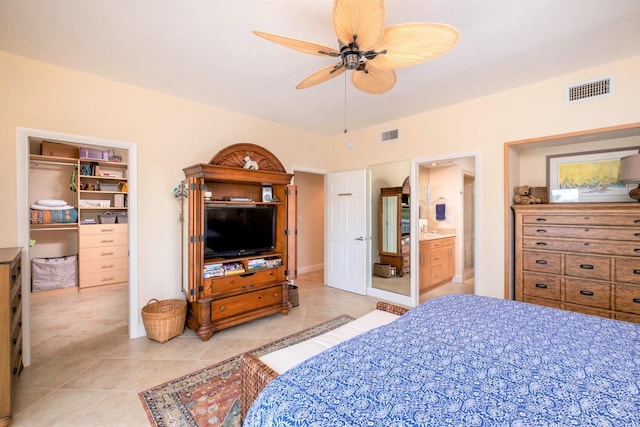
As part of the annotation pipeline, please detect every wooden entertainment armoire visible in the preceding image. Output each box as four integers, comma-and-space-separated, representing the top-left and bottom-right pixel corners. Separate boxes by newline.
181, 143, 296, 341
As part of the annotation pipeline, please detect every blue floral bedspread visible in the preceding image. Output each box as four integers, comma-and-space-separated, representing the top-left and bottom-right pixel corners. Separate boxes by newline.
245, 294, 640, 426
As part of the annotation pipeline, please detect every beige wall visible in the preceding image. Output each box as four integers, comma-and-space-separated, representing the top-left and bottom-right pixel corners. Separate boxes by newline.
323, 55, 640, 298
293, 171, 324, 273
0, 51, 331, 311
2, 49, 639, 308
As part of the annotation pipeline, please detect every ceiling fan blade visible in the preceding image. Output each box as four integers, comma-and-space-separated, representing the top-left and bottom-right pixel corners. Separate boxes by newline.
296, 64, 346, 89
332, 0, 384, 50
369, 23, 460, 70
351, 66, 396, 94
253, 31, 339, 56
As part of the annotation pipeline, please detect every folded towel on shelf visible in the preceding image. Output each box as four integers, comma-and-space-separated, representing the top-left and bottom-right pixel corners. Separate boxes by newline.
31, 204, 75, 211
30, 206, 78, 224
435, 203, 446, 221
35, 199, 68, 207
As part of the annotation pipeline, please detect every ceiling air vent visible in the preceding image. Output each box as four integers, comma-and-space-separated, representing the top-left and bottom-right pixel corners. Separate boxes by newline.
566, 76, 614, 104
380, 129, 399, 143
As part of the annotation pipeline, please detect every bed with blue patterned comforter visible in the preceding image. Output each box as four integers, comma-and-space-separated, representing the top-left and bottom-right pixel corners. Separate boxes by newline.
245, 294, 640, 426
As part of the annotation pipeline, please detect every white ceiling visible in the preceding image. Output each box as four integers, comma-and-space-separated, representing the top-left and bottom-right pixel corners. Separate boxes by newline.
1, 0, 639, 135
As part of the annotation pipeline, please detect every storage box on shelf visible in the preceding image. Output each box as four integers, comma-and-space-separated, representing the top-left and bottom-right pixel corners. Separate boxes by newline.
513, 203, 640, 322
41, 141, 79, 158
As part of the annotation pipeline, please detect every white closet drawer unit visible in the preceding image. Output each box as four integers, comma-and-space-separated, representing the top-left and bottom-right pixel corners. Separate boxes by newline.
79, 269, 129, 288
79, 224, 128, 288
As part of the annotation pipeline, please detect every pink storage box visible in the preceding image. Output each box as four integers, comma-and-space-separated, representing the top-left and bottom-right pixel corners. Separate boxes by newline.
79, 147, 109, 160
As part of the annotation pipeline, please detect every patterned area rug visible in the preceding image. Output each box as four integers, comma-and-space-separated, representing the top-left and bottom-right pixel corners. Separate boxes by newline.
139, 315, 355, 427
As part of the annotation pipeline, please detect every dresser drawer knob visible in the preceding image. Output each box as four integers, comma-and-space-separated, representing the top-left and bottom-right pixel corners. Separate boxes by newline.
634, 248, 640, 253
635, 219, 640, 224
535, 283, 548, 289
535, 260, 547, 265
580, 264, 594, 270
583, 228, 591, 232
633, 298, 640, 304
634, 269, 640, 275
635, 233, 640, 238
535, 242, 547, 246
535, 218, 547, 222
220, 306, 226, 312
536, 229, 547, 233
579, 290, 594, 296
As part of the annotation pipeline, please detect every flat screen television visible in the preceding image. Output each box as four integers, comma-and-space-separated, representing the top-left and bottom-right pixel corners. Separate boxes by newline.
204, 205, 276, 258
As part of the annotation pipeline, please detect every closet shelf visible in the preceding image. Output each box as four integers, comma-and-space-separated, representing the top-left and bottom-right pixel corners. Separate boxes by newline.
30, 223, 79, 232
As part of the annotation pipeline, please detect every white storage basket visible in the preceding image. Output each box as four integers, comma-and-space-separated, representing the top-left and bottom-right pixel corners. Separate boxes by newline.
32, 255, 78, 292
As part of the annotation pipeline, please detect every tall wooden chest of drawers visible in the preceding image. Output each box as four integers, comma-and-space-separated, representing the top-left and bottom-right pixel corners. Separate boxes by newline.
79, 224, 128, 288
513, 203, 640, 322
0, 247, 22, 427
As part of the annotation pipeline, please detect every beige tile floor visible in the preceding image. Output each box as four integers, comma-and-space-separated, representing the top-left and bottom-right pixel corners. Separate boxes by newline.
11, 271, 471, 426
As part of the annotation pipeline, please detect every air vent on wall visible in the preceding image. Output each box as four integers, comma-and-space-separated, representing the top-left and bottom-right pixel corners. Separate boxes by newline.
566, 76, 614, 104
381, 129, 399, 143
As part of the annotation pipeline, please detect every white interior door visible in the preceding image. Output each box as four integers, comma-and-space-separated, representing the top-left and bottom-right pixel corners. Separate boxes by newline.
325, 169, 367, 295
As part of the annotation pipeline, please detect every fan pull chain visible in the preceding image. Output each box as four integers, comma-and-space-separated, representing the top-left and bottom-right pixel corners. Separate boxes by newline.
344, 72, 348, 134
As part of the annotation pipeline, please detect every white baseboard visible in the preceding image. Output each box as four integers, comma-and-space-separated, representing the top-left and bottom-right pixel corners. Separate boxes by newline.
297, 263, 324, 274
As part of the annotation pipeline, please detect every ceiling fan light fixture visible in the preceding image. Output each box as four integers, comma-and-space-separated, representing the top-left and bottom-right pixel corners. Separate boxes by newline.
254, 0, 459, 93
344, 53, 360, 70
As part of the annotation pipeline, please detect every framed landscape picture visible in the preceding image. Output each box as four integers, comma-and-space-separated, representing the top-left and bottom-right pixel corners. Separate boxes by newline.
546, 147, 639, 203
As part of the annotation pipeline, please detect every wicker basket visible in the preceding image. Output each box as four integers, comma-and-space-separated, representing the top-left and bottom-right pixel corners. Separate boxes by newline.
142, 298, 187, 343
373, 263, 393, 278
288, 284, 299, 308
529, 186, 549, 204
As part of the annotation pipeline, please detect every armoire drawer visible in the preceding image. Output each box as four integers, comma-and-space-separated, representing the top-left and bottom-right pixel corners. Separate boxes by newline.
79, 223, 128, 235
522, 295, 561, 309
563, 303, 613, 319
211, 285, 283, 321
203, 267, 284, 297
80, 232, 128, 249
564, 254, 610, 281
522, 214, 640, 227
80, 257, 128, 273
522, 250, 561, 274
430, 265, 443, 284
523, 225, 639, 241
614, 258, 640, 285
81, 245, 128, 260
565, 278, 611, 310
614, 284, 640, 315
424, 237, 454, 249
79, 268, 128, 287
522, 272, 561, 301
428, 248, 444, 266
523, 237, 640, 257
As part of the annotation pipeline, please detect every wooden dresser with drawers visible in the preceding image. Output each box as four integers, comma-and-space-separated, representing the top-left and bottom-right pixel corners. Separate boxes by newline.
513, 203, 640, 322
1, 247, 22, 426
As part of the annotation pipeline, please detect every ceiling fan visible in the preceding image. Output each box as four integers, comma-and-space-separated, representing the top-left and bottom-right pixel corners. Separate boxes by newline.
254, 0, 460, 95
